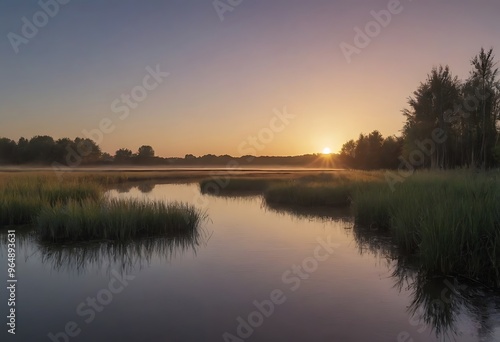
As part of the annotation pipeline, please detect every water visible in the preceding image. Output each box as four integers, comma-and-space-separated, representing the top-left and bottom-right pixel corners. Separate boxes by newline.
1, 183, 500, 341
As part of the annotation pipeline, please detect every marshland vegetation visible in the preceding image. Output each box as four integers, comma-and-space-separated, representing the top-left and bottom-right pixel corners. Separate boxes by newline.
0, 172, 205, 242
1, 169, 499, 286
199, 170, 500, 286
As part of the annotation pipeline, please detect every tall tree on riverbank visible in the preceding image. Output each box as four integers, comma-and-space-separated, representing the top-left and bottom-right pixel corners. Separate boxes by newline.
402, 66, 462, 169
462, 48, 500, 168
400, 48, 500, 169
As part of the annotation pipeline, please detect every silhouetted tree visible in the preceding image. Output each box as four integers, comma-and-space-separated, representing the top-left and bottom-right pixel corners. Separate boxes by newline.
114, 148, 133, 163
380, 136, 403, 169
27, 135, 56, 163
137, 145, 155, 158
463, 48, 499, 168
402, 66, 461, 169
339, 140, 356, 167
0, 138, 17, 164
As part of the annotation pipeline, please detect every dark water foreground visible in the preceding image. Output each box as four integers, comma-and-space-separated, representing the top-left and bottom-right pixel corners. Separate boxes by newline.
1, 184, 499, 341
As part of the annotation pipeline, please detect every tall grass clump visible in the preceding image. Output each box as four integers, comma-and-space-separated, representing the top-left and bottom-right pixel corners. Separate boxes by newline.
351, 181, 393, 229
199, 177, 277, 194
265, 182, 352, 207
0, 177, 102, 226
352, 171, 500, 286
37, 198, 205, 242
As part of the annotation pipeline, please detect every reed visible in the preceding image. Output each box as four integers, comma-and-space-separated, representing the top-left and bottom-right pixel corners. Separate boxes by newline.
37, 198, 205, 242
265, 182, 352, 207
0, 177, 102, 226
199, 177, 277, 194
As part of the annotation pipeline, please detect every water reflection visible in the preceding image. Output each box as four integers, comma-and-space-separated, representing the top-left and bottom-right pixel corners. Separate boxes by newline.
263, 200, 353, 222
199, 188, 263, 198
114, 182, 134, 193
393, 265, 500, 340
351, 224, 398, 263
355, 223, 500, 341
0, 226, 35, 252
262, 201, 500, 341
113, 182, 156, 194
36, 232, 205, 274
137, 182, 156, 193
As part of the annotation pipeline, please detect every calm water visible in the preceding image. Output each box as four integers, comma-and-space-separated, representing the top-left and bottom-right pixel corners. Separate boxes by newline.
1, 183, 500, 341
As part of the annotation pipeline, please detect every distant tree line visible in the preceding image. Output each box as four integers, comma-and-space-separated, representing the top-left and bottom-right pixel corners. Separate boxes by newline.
338, 131, 403, 170
339, 48, 500, 170
0, 136, 158, 166
0, 135, 336, 167
2, 49, 498, 170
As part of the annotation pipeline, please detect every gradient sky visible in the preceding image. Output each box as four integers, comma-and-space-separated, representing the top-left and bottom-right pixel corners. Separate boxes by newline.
1, 0, 499, 157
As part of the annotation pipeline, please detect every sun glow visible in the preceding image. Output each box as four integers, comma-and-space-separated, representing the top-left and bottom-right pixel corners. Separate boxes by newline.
322, 147, 331, 155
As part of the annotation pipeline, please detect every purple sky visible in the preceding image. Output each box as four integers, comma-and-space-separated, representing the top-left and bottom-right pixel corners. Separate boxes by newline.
1, 0, 499, 156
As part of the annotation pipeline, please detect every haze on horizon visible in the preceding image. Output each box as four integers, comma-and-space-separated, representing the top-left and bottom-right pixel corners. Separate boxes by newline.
1, 0, 499, 158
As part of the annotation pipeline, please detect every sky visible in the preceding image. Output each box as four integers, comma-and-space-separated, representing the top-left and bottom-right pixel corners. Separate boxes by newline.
1, 0, 499, 157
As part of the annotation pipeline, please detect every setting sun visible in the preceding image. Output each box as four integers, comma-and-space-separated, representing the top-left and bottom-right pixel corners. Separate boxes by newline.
322, 147, 332, 155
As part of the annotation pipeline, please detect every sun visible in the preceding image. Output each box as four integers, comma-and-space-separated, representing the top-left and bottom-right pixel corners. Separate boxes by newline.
322, 147, 331, 155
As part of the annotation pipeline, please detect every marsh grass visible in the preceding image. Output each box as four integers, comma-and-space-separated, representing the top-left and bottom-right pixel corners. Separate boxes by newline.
199, 177, 279, 195
265, 182, 352, 207
2, 170, 500, 285
240, 169, 500, 286
263, 171, 382, 207
352, 172, 500, 286
1, 174, 206, 244
37, 198, 205, 242
0, 177, 102, 226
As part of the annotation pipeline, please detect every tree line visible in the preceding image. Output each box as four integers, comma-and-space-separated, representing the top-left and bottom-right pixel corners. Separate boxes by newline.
0, 135, 335, 167
0, 136, 156, 166
339, 48, 500, 170
1, 48, 499, 170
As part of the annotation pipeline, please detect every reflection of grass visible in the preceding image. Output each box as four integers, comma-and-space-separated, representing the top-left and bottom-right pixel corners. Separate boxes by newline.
38, 233, 203, 274
354, 172, 500, 287
264, 200, 353, 222
202, 170, 500, 287
37, 199, 205, 242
